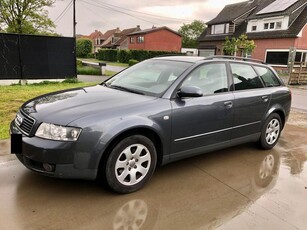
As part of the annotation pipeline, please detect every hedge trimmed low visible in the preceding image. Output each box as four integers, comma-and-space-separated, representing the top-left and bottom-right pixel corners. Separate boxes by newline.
97, 49, 184, 64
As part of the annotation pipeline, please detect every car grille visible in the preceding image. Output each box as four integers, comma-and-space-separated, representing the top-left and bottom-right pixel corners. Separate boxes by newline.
15, 111, 36, 136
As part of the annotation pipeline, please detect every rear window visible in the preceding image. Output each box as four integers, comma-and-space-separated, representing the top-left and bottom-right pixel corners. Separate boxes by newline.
230, 63, 263, 91
254, 66, 281, 87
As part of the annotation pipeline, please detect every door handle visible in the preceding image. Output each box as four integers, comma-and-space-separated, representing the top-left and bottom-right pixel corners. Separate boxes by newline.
262, 96, 269, 102
224, 101, 233, 108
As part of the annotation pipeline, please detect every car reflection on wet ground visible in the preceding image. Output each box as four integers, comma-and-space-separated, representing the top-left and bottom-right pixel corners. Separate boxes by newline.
0, 125, 306, 230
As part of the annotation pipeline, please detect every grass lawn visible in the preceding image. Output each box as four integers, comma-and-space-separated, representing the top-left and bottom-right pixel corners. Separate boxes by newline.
78, 58, 129, 67
0, 81, 97, 140
77, 66, 116, 76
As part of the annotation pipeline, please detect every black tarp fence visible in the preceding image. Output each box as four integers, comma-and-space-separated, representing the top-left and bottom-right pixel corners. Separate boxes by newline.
0, 33, 76, 80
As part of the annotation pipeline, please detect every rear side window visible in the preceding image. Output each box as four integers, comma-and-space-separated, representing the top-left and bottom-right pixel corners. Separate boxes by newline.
230, 63, 263, 91
254, 66, 281, 87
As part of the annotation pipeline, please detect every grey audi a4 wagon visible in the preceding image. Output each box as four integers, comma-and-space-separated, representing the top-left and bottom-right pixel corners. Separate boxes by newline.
11, 56, 291, 193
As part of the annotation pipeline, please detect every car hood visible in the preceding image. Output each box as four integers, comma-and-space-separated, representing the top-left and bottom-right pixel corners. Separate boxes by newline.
21, 85, 155, 125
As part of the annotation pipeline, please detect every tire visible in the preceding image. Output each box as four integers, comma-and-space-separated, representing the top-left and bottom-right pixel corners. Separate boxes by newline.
258, 113, 282, 150
104, 135, 157, 194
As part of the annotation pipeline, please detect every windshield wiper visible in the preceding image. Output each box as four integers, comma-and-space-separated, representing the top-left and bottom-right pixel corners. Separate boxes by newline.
107, 85, 144, 95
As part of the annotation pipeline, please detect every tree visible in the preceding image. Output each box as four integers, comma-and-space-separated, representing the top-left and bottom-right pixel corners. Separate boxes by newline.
223, 34, 256, 57
0, 0, 55, 35
178, 20, 206, 48
76, 39, 93, 58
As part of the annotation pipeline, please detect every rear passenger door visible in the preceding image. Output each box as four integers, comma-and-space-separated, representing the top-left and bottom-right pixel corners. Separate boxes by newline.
230, 63, 271, 140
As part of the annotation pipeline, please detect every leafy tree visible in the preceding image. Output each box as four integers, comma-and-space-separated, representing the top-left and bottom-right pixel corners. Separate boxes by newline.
178, 20, 206, 48
223, 34, 256, 57
0, 0, 55, 34
76, 39, 93, 58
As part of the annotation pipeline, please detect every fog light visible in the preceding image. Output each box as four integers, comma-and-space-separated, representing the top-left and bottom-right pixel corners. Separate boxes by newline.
43, 163, 55, 172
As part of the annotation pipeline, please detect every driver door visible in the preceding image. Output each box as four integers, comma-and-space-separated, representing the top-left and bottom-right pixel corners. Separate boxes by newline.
170, 62, 234, 160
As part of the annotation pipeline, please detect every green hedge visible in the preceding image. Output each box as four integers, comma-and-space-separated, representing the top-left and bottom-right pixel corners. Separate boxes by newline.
97, 49, 118, 62
118, 50, 132, 63
128, 59, 139, 66
76, 39, 93, 58
97, 49, 184, 63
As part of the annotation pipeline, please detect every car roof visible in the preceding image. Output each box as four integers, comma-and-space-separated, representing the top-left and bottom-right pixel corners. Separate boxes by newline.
153, 55, 267, 66
153, 56, 204, 63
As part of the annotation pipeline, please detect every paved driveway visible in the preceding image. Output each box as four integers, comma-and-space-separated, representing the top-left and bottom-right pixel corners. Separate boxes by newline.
0, 124, 306, 229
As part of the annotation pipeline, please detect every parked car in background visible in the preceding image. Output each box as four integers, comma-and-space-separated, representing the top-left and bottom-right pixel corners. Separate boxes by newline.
10, 56, 291, 193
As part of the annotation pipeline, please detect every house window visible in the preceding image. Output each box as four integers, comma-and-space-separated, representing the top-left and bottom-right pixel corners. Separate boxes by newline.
266, 51, 289, 65
137, 36, 144, 43
130, 37, 135, 44
269, 22, 274, 29
252, 25, 257, 31
276, 21, 282, 29
263, 21, 283, 30
211, 23, 229, 34
225, 23, 229, 33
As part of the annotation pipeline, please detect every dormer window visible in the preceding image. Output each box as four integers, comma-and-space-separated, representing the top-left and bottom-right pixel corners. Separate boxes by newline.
211, 23, 230, 34
264, 21, 282, 30
248, 16, 287, 33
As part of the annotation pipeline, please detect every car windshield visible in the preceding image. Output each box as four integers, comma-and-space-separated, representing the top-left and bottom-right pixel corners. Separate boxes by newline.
104, 59, 192, 97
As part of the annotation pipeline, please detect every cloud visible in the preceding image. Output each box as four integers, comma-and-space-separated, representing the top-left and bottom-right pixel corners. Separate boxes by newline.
48, 0, 243, 37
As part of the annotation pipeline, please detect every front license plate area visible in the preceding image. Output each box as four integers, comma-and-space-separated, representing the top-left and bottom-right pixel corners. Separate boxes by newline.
11, 134, 22, 154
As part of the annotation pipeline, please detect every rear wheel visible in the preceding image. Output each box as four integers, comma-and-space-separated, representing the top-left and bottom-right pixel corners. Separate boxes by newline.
105, 135, 157, 193
258, 113, 282, 150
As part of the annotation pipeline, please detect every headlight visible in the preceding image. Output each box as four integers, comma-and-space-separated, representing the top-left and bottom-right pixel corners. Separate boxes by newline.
35, 123, 82, 141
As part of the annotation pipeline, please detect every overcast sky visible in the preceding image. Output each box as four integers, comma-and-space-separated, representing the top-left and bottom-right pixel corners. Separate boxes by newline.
48, 0, 244, 37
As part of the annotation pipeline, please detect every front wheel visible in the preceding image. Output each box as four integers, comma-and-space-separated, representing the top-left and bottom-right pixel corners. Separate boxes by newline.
105, 135, 157, 194
258, 113, 282, 150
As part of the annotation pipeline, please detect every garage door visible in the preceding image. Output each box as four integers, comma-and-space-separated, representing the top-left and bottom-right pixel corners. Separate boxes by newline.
199, 49, 215, 57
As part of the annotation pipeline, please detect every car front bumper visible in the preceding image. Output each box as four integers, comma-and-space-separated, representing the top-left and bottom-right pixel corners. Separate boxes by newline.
10, 121, 98, 180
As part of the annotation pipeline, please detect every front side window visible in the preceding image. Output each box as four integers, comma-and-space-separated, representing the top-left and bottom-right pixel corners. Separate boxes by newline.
181, 63, 228, 95
254, 66, 281, 87
130, 37, 135, 43
230, 63, 263, 90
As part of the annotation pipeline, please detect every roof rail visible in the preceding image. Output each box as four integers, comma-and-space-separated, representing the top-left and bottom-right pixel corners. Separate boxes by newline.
203, 55, 266, 64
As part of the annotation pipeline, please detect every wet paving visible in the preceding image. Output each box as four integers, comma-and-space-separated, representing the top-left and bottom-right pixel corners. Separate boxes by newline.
0, 125, 306, 230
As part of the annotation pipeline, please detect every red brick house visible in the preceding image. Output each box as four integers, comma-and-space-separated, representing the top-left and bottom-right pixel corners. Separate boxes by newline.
112, 26, 142, 50
127, 26, 182, 52
198, 0, 307, 67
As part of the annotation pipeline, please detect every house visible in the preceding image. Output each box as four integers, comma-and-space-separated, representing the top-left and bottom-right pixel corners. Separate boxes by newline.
198, 0, 307, 68
127, 26, 182, 52
87, 30, 104, 53
114, 26, 142, 50
99, 27, 122, 49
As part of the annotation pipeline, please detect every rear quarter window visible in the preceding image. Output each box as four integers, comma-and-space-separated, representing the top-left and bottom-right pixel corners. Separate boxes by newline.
254, 66, 281, 87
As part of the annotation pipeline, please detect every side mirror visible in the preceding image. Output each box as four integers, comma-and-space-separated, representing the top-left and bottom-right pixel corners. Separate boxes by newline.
177, 86, 203, 98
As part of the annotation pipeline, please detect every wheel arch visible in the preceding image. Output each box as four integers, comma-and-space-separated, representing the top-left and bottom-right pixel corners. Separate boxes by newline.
265, 106, 286, 130
97, 127, 164, 179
